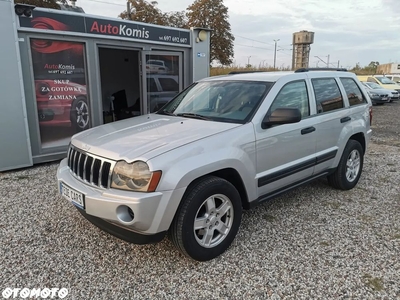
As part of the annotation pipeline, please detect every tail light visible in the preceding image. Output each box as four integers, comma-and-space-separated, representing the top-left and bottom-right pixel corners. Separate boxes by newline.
369, 106, 373, 125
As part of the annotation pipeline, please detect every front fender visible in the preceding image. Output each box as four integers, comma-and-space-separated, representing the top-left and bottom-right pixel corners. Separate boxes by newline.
146, 137, 257, 231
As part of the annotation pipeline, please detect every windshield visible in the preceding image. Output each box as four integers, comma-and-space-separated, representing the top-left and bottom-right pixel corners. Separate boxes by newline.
157, 80, 272, 123
375, 77, 396, 84
148, 60, 163, 66
365, 82, 382, 89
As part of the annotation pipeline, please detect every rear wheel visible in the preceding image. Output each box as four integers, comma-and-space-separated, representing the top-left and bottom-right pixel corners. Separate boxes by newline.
328, 139, 364, 190
169, 176, 242, 261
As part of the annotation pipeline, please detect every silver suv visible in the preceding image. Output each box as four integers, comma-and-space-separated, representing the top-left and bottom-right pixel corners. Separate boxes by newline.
57, 68, 373, 261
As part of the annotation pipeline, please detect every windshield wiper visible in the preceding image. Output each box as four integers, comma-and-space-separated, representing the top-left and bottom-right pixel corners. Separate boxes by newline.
176, 113, 210, 120
158, 110, 176, 116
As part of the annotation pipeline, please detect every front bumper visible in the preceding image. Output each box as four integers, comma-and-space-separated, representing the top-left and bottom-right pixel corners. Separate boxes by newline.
57, 158, 186, 243
76, 207, 165, 244
370, 96, 389, 104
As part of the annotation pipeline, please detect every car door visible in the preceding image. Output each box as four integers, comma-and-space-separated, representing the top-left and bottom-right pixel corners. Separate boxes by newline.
310, 77, 352, 175
254, 79, 318, 197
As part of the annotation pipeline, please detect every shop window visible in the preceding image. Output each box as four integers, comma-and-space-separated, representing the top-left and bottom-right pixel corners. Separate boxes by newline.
148, 78, 158, 92
145, 54, 180, 113
30, 38, 90, 149
159, 78, 179, 91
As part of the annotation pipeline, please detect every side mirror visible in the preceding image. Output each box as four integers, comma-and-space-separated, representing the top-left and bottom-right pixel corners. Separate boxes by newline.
262, 107, 302, 129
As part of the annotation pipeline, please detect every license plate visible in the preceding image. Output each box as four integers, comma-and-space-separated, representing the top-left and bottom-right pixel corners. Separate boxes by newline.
382, 97, 388, 100
60, 182, 85, 209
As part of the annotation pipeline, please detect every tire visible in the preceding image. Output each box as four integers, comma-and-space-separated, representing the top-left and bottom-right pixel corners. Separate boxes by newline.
71, 97, 90, 132
169, 176, 242, 261
327, 139, 364, 190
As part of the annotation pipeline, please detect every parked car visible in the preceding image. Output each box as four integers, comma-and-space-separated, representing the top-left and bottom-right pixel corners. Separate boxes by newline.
383, 75, 400, 84
57, 69, 372, 261
146, 60, 169, 74
147, 74, 179, 112
35, 80, 89, 131
361, 82, 392, 104
357, 75, 400, 92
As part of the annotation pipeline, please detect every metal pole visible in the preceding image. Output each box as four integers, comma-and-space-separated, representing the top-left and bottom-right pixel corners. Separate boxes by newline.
127, 1, 132, 20
273, 39, 279, 69
337, 60, 340, 68
327, 54, 330, 67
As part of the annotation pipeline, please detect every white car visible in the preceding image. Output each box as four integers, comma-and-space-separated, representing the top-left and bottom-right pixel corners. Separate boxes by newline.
146, 60, 169, 74
384, 75, 400, 84
57, 68, 372, 261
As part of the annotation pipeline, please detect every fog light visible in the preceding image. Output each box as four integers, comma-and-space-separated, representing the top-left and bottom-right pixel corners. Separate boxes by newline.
116, 205, 135, 223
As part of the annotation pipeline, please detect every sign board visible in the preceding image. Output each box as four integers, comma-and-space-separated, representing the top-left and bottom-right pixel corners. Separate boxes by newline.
19, 10, 191, 46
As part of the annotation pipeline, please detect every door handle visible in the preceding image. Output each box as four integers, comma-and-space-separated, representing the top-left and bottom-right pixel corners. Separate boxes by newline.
301, 127, 316, 135
340, 116, 351, 123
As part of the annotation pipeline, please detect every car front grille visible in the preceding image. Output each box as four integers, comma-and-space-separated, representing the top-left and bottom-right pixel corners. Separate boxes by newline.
380, 94, 388, 98
67, 146, 115, 188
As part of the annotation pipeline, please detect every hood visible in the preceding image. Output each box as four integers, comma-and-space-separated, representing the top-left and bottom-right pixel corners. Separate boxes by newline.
71, 114, 241, 162
379, 84, 400, 90
368, 89, 391, 95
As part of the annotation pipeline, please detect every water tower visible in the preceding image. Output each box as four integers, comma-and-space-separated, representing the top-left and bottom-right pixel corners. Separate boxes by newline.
291, 31, 314, 70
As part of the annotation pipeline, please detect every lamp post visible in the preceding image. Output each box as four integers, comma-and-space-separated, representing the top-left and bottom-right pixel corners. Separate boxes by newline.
261, 60, 267, 68
273, 39, 280, 69
247, 56, 252, 67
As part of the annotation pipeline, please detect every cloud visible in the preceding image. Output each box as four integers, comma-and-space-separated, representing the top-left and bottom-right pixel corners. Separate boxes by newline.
76, 0, 400, 67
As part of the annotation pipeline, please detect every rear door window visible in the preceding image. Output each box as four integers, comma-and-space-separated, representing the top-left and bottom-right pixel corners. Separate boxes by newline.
311, 78, 344, 113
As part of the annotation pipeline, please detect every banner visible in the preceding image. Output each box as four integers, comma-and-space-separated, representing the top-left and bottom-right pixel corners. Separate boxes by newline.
19, 10, 191, 46
31, 38, 90, 148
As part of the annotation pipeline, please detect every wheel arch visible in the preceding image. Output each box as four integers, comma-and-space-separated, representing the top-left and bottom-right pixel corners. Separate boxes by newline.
349, 132, 366, 154
167, 168, 250, 232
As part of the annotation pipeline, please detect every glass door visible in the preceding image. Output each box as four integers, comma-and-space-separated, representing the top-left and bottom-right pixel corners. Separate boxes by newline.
29, 38, 90, 149
141, 51, 183, 114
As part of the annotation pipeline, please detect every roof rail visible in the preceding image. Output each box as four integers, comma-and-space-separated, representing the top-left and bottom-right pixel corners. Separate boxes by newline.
295, 68, 348, 73
228, 71, 267, 75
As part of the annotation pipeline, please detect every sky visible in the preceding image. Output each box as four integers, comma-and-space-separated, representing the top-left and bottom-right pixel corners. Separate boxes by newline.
76, 0, 400, 68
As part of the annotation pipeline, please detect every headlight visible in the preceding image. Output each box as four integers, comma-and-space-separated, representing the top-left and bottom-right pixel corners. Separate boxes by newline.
111, 161, 162, 192
369, 93, 379, 97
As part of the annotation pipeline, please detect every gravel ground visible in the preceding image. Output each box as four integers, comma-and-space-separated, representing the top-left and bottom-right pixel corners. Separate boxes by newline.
1, 102, 399, 299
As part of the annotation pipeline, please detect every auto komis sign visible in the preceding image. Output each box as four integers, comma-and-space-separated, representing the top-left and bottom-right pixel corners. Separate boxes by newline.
18, 9, 190, 46
89, 21, 150, 39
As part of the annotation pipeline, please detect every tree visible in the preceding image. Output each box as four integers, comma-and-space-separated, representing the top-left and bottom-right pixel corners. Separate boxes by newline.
119, 0, 165, 26
163, 11, 188, 28
368, 61, 379, 68
186, 0, 234, 65
14, 0, 65, 9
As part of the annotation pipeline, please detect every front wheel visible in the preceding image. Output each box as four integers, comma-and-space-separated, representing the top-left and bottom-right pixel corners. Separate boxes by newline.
169, 176, 242, 261
328, 139, 364, 190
